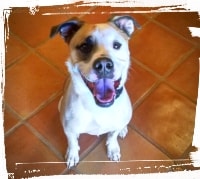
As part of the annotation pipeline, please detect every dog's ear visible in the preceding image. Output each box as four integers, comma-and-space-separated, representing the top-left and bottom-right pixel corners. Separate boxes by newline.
50, 17, 84, 43
110, 15, 141, 37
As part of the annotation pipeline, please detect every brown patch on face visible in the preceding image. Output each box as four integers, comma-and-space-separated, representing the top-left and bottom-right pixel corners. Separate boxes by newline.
68, 22, 129, 65
69, 24, 97, 64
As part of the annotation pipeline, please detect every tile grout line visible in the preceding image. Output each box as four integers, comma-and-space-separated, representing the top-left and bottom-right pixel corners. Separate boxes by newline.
5, 46, 30, 69
79, 135, 106, 162
24, 122, 64, 161
60, 167, 80, 175
23, 90, 63, 121
128, 124, 176, 160
134, 12, 199, 50
129, 57, 162, 109
4, 102, 24, 121
173, 143, 198, 171
162, 47, 196, 79
180, 143, 193, 159
129, 117, 197, 169
4, 121, 24, 138
4, 90, 63, 137
130, 47, 195, 83
131, 56, 162, 79
160, 47, 198, 104
150, 18, 200, 49
61, 135, 106, 175
4, 103, 25, 137
4, 94, 63, 164
180, 143, 200, 167
6, 31, 68, 77
133, 80, 161, 110
5, 50, 32, 70
34, 50, 68, 77
130, 46, 197, 105
5, 31, 35, 69
31, 6, 97, 49
164, 82, 197, 104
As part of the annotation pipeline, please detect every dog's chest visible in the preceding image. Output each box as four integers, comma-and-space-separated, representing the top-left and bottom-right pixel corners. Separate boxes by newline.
82, 110, 125, 135
73, 98, 131, 136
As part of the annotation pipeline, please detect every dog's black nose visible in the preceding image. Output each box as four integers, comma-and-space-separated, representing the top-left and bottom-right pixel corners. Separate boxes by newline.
93, 58, 114, 78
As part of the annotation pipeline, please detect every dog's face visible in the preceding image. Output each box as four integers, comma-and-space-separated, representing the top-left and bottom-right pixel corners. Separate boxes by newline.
51, 16, 139, 107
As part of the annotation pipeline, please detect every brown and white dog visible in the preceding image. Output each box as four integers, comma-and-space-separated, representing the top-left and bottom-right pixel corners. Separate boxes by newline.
50, 15, 139, 168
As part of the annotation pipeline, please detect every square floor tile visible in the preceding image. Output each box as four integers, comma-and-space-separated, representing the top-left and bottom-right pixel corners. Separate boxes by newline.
155, 12, 200, 45
132, 84, 196, 158
167, 50, 199, 102
5, 53, 65, 118
77, 128, 174, 174
5, 125, 66, 177
126, 61, 157, 105
130, 22, 192, 75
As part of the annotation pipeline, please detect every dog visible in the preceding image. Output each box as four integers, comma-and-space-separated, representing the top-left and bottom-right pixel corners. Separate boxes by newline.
50, 15, 139, 168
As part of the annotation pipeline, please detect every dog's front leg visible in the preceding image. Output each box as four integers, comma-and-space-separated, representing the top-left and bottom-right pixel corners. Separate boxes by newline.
106, 131, 121, 161
65, 132, 80, 168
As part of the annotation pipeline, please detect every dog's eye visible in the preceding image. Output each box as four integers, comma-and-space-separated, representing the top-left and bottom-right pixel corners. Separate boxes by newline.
77, 36, 93, 54
113, 41, 122, 50
79, 43, 92, 54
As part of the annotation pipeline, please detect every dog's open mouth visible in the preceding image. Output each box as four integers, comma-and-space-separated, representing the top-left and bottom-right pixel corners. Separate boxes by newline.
81, 73, 121, 107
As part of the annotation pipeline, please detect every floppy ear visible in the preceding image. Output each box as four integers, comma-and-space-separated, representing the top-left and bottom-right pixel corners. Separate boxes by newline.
110, 15, 141, 37
50, 17, 84, 43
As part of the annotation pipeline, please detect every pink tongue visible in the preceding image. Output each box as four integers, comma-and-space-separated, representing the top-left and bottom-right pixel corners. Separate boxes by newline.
94, 79, 115, 103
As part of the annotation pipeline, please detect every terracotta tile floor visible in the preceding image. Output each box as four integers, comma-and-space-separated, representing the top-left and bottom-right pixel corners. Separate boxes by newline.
4, 5, 200, 178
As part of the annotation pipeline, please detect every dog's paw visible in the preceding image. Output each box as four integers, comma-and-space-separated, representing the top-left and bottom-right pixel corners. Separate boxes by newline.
118, 126, 128, 139
107, 143, 121, 161
107, 148, 121, 161
65, 150, 79, 169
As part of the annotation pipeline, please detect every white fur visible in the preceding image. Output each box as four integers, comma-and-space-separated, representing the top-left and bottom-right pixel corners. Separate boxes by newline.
59, 20, 133, 168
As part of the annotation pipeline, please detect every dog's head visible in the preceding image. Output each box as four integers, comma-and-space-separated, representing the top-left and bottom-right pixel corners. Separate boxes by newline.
50, 15, 139, 107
